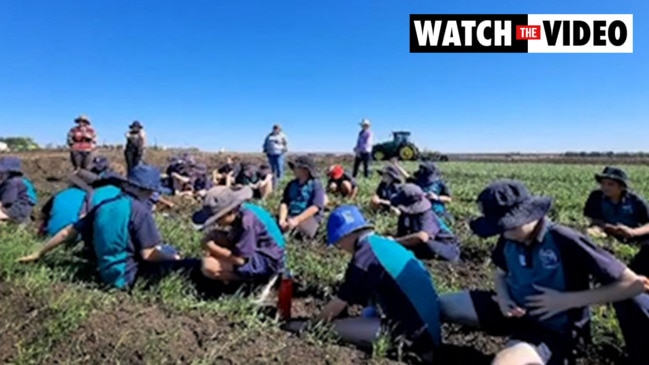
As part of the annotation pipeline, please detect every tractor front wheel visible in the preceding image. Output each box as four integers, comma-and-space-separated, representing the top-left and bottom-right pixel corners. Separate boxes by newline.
372, 150, 386, 161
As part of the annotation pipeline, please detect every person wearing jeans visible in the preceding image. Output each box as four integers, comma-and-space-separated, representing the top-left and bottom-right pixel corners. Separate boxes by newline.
353, 119, 373, 179
263, 124, 288, 187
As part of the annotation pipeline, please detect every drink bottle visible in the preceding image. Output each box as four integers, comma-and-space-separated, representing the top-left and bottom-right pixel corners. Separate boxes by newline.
277, 269, 294, 320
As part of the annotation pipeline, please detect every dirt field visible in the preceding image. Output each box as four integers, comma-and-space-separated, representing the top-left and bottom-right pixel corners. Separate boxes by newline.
0, 149, 642, 365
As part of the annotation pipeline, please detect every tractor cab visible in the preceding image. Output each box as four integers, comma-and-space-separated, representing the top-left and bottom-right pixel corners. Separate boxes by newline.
392, 131, 411, 144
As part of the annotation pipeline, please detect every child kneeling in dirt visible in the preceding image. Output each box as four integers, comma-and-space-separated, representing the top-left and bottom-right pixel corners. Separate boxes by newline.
326, 164, 358, 199
369, 165, 403, 215
18, 165, 200, 290
389, 183, 460, 263
582, 166, 649, 365
278, 156, 326, 240
0, 157, 37, 225
409, 162, 454, 225
284, 205, 441, 364
191, 186, 285, 285
438, 179, 645, 365
234, 163, 273, 200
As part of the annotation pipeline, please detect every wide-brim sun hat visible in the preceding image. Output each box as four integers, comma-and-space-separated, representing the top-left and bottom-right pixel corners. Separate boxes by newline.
377, 165, 402, 181
125, 165, 162, 192
288, 155, 318, 177
594, 166, 629, 188
360, 118, 370, 126
0, 157, 22, 174
191, 186, 253, 231
326, 205, 374, 246
74, 115, 91, 124
129, 121, 143, 130
390, 183, 432, 214
469, 179, 553, 238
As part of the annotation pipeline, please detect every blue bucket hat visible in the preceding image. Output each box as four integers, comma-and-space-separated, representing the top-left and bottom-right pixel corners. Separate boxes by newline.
390, 183, 432, 214
126, 165, 162, 192
469, 179, 552, 238
326, 205, 374, 246
0, 157, 22, 174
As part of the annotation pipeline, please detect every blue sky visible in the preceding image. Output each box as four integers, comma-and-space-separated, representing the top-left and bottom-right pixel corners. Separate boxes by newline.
0, 1, 646, 153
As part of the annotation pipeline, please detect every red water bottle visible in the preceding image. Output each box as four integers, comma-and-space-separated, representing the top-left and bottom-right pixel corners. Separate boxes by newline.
277, 269, 294, 320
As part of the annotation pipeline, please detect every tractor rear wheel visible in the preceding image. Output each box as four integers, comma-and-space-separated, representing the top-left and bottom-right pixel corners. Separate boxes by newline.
398, 145, 416, 160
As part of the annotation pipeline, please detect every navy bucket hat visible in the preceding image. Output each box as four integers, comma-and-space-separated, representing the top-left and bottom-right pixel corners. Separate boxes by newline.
595, 166, 629, 188
326, 205, 374, 246
377, 165, 402, 182
126, 165, 162, 192
288, 155, 318, 177
390, 183, 432, 214
469, 179, 553, 238
92, 156, 110, 173
0, 157, 22, 174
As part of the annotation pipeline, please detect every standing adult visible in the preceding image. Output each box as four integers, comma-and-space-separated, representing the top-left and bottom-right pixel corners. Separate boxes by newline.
67, 115, 97, 171
124, 121, 147, 172
263, 124, 288, 185
352, 118, 373, 178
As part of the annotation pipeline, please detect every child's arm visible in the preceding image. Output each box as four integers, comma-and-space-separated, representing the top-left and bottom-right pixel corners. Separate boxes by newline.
17, 224, 79, 262
203, 240, 246, 266
567, 268, 644, 307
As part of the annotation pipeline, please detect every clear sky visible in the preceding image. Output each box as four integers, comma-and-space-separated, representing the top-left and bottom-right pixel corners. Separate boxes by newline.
1, 1, 646, 153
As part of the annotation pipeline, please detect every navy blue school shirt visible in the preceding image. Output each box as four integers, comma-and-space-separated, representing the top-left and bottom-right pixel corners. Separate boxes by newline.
73, 193, 162, 286
217, 208, 284, 263
396, 209, 456, 243
217, 162, 242, 176
327, 172, 357, 189
583, 189, 649, 243
281, 178, 326, 221
491, 218, 627, 333
0, 176, 32, 219
336, 234, 432, 340
375, 181, 399, 201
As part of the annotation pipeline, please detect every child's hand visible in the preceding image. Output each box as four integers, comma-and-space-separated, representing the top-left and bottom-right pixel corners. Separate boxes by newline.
525, 285, 573, 320
287, 218, 299, 230
492, 295, 526, 318
427, 192, 440, 201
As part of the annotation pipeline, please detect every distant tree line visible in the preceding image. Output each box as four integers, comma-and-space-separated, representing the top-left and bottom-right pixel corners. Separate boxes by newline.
563, 151, 649, 157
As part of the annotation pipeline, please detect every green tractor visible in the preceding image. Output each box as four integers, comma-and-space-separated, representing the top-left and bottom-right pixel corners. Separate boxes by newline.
371, 131, 420, 161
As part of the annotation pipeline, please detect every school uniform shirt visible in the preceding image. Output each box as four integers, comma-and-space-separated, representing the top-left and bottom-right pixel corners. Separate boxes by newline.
583, 189, 649, 243
490, 218, 627, 334
225, 208, 285, 264
73, 193, 162, 287
416, 178, 451, 216
281, 178, 326, 221
396, 209, 455, 243
235, 165, 265, 186
217, 162, 241, 176
0, 176, 33, 221
327, 172, 357, 189
337, 233, 441, 346
375, 181, 399, 201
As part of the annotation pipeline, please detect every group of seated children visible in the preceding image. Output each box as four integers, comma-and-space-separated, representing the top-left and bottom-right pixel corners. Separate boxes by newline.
9, 152, 649, 365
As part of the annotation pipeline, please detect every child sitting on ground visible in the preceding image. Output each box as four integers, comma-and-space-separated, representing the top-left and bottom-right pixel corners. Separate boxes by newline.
582, 166, 649, 364
369, 165, 403, 215
0, 157, 37, 225
191, 186, 285, 285
326, 164, 358, 200
234, 163, 273, 200
390, 183, 461, 263
278, 156, 326, 240
409, 161, 454, 224
438, 179, 645, 365
213, 155, 241, 186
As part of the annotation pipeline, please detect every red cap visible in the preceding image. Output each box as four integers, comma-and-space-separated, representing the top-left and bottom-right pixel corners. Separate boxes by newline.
328, 165, 344, 180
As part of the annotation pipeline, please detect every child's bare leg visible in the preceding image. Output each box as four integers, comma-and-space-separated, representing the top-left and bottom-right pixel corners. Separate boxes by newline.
259, 181, 273, 200
201, 256, 238, 281
0, 208, 9, 221
492, 341, 545, 365
340, 181, 353, 197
